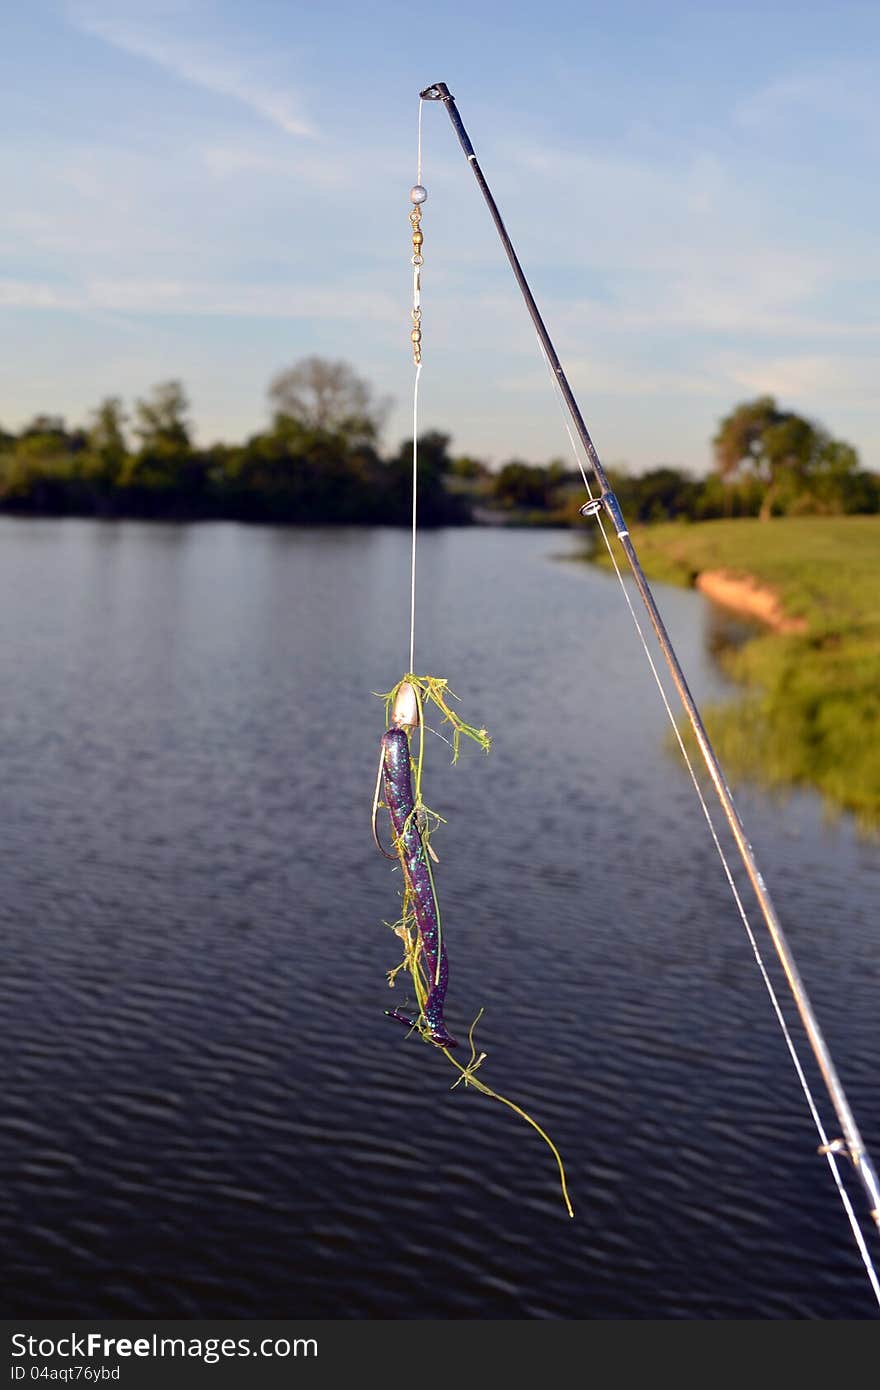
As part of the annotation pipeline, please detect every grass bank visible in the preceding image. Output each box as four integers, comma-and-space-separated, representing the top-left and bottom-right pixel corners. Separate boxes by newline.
591, 516, 880, 827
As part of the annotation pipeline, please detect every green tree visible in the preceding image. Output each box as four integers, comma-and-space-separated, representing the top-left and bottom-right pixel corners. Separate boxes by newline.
83, 396, 129, 492
610, 466, 701, 523
450, 454, 490, 480
220, 414, 385, 524
20, 413, 68, 440
267, 356, 389, 445
712, 396, 860, 520
492, 460, 566, 511
132, 380, 191, 453
89, 397, 128, 454
0, 431, 75, 510
121, 381, 201, 511
384, 431, 469, 526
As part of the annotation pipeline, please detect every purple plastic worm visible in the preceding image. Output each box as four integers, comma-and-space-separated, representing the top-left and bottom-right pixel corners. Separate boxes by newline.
381, 726, 456, 1048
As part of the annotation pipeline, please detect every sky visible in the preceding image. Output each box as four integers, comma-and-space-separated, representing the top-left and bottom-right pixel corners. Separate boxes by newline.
2, 0, 879, 474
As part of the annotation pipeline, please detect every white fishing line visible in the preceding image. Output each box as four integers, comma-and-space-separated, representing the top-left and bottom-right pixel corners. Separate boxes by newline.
409, 95, 424, 674
410, 362, 421, 674
417, 93, 423, 186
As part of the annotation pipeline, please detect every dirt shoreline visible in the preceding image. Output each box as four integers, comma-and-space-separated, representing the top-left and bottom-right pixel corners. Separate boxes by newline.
695, 569, 807, 634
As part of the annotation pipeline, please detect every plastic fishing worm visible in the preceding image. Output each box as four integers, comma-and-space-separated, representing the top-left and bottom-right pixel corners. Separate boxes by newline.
381, 725, 456, 1048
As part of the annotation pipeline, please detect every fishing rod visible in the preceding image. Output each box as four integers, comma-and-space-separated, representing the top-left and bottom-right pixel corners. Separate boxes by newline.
419, 81, 880, 1245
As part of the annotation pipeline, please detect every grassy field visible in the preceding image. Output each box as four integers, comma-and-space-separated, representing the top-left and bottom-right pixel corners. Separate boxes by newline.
592, 516, 880, 827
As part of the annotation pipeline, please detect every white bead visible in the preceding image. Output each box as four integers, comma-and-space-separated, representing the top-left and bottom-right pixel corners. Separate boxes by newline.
409, 184, 428, 204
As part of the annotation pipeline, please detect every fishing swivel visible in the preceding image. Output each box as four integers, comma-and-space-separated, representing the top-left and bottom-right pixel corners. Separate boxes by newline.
409, 184, 426, 364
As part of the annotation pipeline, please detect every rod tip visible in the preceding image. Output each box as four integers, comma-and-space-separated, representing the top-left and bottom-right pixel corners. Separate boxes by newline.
420, 83, 452, 101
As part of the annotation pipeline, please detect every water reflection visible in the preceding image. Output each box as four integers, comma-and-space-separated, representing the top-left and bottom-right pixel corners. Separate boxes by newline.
702, 601, 762, 663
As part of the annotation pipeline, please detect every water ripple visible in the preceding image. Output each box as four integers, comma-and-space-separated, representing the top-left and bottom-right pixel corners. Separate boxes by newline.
0, 521, 877, 1318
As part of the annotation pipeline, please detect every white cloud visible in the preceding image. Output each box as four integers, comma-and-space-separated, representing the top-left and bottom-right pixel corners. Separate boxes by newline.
199, 143, 345, 187
487, 134, 878, 342
68, 3, 314, 136
727, 353, 880, 408
0, 275, 400, 323
735, 64, 879, 132
0, 280, 79, 310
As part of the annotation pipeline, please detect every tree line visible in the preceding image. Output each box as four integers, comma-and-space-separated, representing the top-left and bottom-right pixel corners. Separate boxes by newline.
0, 360, 468, 526
1, 358, 875, 525
485, 396, 878, 523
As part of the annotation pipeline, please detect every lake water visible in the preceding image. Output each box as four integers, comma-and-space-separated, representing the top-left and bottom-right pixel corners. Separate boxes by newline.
0, 517, 878, 1319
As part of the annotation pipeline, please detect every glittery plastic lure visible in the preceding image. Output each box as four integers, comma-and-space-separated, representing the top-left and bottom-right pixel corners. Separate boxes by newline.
373, 679, 455, 1047
380, 718, 455, 1048
371, 674, 574, 1217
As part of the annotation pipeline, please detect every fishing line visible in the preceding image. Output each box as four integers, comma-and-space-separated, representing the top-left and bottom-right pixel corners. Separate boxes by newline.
408, 97, 426, 673
410, 366, 421, 673
538, 342, 880, 1306
407, 105, 444, 986
417, 91, 424, 186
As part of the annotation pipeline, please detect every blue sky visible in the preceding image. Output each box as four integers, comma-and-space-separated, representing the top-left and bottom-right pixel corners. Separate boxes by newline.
3, 0, 879, 473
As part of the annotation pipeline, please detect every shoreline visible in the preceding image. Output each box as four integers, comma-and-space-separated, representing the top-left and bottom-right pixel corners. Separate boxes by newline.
694, 568, 807, 634
585, 517, 880, 825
